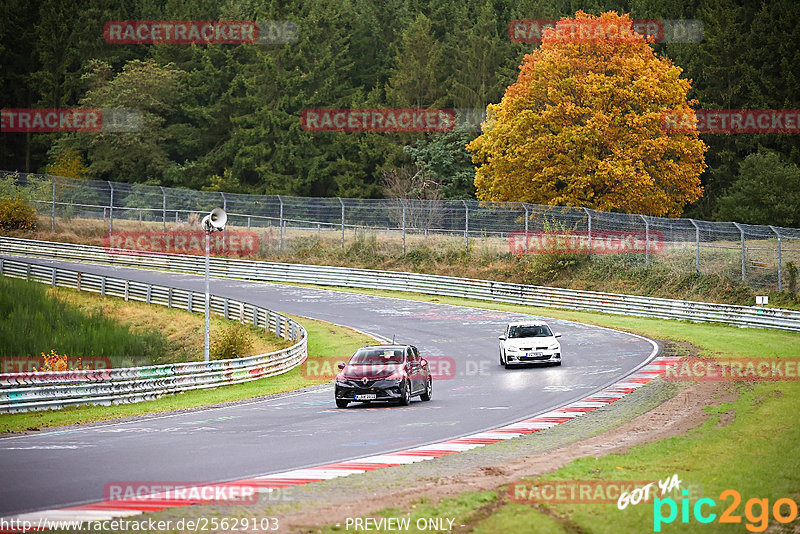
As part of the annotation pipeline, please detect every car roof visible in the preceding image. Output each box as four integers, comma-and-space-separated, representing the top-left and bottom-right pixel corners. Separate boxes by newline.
357, 344, 412, 350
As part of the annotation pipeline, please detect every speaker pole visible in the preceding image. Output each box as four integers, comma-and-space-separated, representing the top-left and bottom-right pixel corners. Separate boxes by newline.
204, 230, 210, 363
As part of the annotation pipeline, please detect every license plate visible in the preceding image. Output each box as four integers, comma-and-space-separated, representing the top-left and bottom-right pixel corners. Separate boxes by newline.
355, 394, 376, 400
525, 352, 544, 358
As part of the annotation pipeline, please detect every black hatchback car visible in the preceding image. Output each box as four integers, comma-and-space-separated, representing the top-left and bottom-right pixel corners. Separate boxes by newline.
334, 345, 432, 408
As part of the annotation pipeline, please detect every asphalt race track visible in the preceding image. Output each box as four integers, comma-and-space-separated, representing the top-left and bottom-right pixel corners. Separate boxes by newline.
0, 256, 658, 516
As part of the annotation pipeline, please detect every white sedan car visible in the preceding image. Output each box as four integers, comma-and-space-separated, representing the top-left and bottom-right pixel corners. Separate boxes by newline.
498, 320, 562, 368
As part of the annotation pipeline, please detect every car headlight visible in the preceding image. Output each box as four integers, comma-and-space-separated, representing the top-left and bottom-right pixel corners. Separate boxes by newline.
549, 344, 559, 350
506, 346, 518, 352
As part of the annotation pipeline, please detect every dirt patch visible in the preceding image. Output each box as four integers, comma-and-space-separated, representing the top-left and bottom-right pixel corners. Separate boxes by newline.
281, 379, 738, 533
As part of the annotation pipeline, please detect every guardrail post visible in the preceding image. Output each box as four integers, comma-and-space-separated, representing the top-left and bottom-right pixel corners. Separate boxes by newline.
220, 191, 227, 212
168, 287, 173, 308
338, 197, 345, 248
51, 176, 56, 231
462, 200, 469, 250
108, 181, 114, 233
146, 285, 151, 304
583, 207, 592, 253
732, 222, 746, 282
402, 203, 406, 253
187, 292, 193, 312
124, 280, 129, 301
101, 276, 106, 295
160, 186, 166, 232
770, 225, 782, 290
239, 302, 244, 322
278, 195, 284, 250
0, 258, 4, 275
76, 271, 81, 291
247, 216, 251, 230
640, 214, 650, 268
689, 219, 700, 274
51, 269, 56, 287
253, 307, 258, 327
223, 299, 229, 319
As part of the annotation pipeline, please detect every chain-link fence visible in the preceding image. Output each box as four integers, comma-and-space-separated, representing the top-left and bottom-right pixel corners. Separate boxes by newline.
3, 170, 799, 292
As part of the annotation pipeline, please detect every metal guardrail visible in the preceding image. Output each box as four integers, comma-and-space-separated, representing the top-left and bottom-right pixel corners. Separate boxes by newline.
0, 256, 307, 413
2, 236, 800, 333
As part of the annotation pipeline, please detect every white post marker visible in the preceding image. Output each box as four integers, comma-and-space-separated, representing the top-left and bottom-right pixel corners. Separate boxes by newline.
201, 208, 227, 362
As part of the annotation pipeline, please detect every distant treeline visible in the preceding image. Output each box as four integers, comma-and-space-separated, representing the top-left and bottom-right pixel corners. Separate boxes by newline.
1, 0, 798, 223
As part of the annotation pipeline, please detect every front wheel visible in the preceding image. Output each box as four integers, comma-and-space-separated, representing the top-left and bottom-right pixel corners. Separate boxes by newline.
399, 380, 411, 406
420, 377, 432, 401
499, 349, 506, 366
335, 399, 349, 408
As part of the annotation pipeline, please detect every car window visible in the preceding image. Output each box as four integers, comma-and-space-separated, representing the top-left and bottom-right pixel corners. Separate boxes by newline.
508, 325, 552, 338
406, 347, 418, 362
350, 348, 405, 364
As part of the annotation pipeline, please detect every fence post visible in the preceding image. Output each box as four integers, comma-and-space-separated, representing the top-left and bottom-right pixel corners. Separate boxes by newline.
108, 181, 114, 233
640, 214, 650, 268
522, 203, 529, 253
770, 225, 782, 290
220, 192, 227, 212
689, 219, 700, 274
583, 208, 592, 253
462, 200, 469, 250
278, 195, 284, 250
402, 202, 406, 253
732, 222, 746, 282
51, 176, 56, 230
338, 197, 345, 248
160, 186, 166, 232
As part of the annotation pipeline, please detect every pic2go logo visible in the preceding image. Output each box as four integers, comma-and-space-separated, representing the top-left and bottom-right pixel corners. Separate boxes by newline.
654, 489, 799, 532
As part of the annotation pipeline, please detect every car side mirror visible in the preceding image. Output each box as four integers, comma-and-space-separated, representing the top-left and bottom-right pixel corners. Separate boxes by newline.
554, 333, 562, 338
498, 335, 506, 340
337, 362, 346, 370
420, 359, 428, 367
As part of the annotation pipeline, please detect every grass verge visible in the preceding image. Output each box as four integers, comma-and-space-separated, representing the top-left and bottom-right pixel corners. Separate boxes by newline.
0, 281, 373, 432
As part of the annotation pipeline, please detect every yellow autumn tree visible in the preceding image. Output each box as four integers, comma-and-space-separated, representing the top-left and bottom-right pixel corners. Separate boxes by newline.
467, 11, 706, 216
44, 149, 88, 179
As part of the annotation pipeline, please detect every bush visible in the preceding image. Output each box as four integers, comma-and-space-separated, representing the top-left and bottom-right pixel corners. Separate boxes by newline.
787, 262, 798, 297
211, 323, 253, 360
0, 197, 38, 231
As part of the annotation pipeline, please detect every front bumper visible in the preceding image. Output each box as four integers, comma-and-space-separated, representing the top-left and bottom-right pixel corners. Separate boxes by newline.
506, 351, 561, 364
335, 379, 404, 401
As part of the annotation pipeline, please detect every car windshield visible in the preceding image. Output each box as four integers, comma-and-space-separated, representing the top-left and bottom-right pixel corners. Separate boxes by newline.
508, 325, 552, 338
350, 348, 405, 365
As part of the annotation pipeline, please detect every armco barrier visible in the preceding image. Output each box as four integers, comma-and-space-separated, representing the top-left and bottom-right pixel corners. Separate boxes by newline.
2, 236, 800, 332
0, 257, 307, 413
